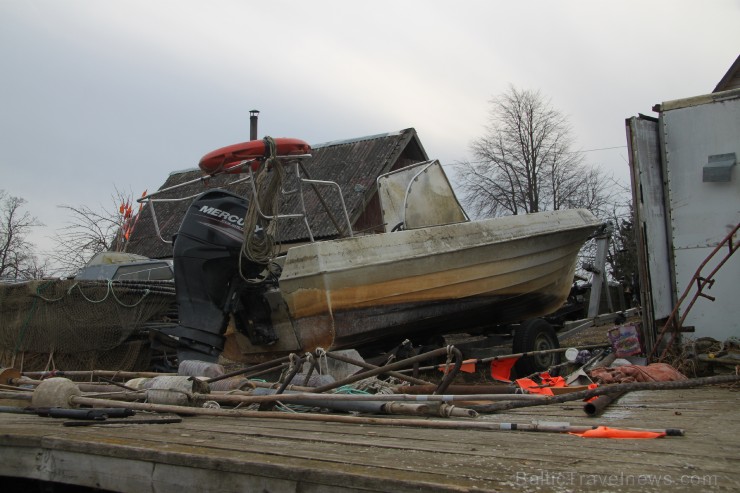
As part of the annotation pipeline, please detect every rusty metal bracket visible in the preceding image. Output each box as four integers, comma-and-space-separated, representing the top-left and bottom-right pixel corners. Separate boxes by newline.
434, 347, 463, 395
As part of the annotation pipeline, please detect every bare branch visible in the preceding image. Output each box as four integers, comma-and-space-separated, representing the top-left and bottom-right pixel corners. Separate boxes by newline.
49, 187, 142, 275
455, 86, 621, 220
0, 190, 45, 280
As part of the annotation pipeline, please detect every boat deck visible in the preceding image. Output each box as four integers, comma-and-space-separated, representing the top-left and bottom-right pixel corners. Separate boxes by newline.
0, 387, 737, 492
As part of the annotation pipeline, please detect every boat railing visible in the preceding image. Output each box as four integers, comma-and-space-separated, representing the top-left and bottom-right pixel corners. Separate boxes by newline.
137, 154, 354, 245
376, 160, 468, 232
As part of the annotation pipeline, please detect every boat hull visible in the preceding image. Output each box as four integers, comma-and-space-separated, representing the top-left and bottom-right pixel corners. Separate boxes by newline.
228, 209, 601, 360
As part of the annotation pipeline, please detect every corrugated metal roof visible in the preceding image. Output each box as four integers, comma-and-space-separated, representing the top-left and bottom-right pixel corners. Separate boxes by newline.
125, 128, 428, 259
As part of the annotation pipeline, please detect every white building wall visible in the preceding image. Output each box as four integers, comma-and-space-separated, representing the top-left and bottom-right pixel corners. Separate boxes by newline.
660, 92, 739, 340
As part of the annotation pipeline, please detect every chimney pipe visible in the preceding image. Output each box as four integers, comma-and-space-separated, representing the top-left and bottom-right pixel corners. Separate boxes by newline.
249, 110, 259, 141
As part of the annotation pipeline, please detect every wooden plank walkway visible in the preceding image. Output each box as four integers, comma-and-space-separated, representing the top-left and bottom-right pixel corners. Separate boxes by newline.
0, 387, 737, 492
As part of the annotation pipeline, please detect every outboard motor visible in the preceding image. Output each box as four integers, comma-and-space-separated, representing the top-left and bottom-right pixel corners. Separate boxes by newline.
164, 189, 263, 362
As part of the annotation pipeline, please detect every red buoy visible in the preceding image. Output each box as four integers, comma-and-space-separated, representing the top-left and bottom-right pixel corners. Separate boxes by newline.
199, 137, 311, 175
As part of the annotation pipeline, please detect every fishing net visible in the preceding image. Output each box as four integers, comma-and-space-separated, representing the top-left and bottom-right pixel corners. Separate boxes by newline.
0, 340, 151, 373
0, 279, 176, 372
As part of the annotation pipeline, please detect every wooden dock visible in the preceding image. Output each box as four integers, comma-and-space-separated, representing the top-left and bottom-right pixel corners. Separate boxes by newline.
0, 386, 737, 492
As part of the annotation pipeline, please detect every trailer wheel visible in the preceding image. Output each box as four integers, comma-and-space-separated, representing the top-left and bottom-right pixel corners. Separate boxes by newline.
512, 318, 560, 377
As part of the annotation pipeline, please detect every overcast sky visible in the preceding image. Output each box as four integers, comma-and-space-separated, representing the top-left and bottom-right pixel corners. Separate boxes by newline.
1, 0, 738, 262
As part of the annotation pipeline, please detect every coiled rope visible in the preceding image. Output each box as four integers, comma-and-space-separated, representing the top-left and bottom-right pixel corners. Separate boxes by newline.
239, 136, 285, 281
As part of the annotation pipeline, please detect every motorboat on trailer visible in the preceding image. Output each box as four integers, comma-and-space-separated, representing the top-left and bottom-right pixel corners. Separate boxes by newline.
140, 137, 603, 365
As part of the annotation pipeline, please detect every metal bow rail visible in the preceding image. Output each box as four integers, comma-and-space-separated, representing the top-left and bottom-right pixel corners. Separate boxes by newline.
137, 154, 354, 245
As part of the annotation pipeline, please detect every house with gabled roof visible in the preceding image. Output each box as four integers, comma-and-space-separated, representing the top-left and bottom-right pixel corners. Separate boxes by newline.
713, 54, 740, 93
125, 128, 429, 258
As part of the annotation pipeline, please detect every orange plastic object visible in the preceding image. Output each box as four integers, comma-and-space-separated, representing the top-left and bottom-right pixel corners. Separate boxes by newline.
490, 357, 519, 382
515, 372, 567, 395
570, 426, 666, 439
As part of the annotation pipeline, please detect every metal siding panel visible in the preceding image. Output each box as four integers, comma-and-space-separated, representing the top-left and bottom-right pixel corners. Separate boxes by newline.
662, 99, 740, 249
662, 95, 740, 338
627, 117, 675, 321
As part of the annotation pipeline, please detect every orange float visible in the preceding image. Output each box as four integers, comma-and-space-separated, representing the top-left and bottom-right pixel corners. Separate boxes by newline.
199, 137, 311, 175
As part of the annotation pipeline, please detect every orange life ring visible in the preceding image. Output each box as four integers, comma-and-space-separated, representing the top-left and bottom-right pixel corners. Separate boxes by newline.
199, 137, 311, 175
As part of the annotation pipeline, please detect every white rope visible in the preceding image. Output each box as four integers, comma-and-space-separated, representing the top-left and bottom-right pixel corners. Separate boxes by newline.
315, 347, 329, 376
61, 280, 152, 308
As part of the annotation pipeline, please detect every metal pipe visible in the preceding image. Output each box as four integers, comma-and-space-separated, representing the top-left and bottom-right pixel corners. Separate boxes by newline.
436, 403, 479, 419
583, 392, 626, 417
434, 347, 463, 394
249, 110, 259, 141
311, 347, 452, 393
381, 402, 432, 416
239, 363, 291, 381
237, 380, 316, 393
274, 357, 305, 396
259, 355, 305, 411
324, 351, 431, 386
252, 387, 387, 414
206, 356, 291, 383
394, 384, 516, 395
250, 388, 476, 417
298, 162, 351, 237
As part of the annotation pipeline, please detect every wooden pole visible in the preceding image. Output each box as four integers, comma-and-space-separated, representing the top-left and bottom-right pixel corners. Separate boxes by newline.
67, 396, 683, 435
472, 374, 740, 413
21, 370, 173, 380
396, 344, 612, 372
195, 392, 546, 405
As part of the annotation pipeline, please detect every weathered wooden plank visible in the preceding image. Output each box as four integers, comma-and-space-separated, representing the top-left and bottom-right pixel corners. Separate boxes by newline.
0, 388, 737, 492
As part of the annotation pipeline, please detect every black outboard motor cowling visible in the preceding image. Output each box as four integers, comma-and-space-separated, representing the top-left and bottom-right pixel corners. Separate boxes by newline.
166, 189, 255, 362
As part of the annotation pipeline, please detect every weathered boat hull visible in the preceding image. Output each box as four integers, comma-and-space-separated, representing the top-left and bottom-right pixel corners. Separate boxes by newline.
228, 209, 601, 360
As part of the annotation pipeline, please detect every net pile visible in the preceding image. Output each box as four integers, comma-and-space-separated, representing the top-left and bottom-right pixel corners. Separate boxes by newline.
0, 279, 176, 372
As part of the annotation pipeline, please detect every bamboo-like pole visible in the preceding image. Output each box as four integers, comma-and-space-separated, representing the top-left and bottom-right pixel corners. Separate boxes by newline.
396, 344, 612, 373
478, 345, 610, 364
1, 385, 546, 408
9, 378, 132, 394
21, 370, 173, 380
394, 384, 515, 395
0, 391, 32, 400
472, 374, 740, 413
193, 392, 546, 405
66, 396, 683, 435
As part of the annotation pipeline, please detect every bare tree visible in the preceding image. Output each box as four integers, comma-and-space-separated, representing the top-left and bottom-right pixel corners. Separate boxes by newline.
456, 86, 615, 218
50, 188, 144, 275
0, 190, 45, 280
